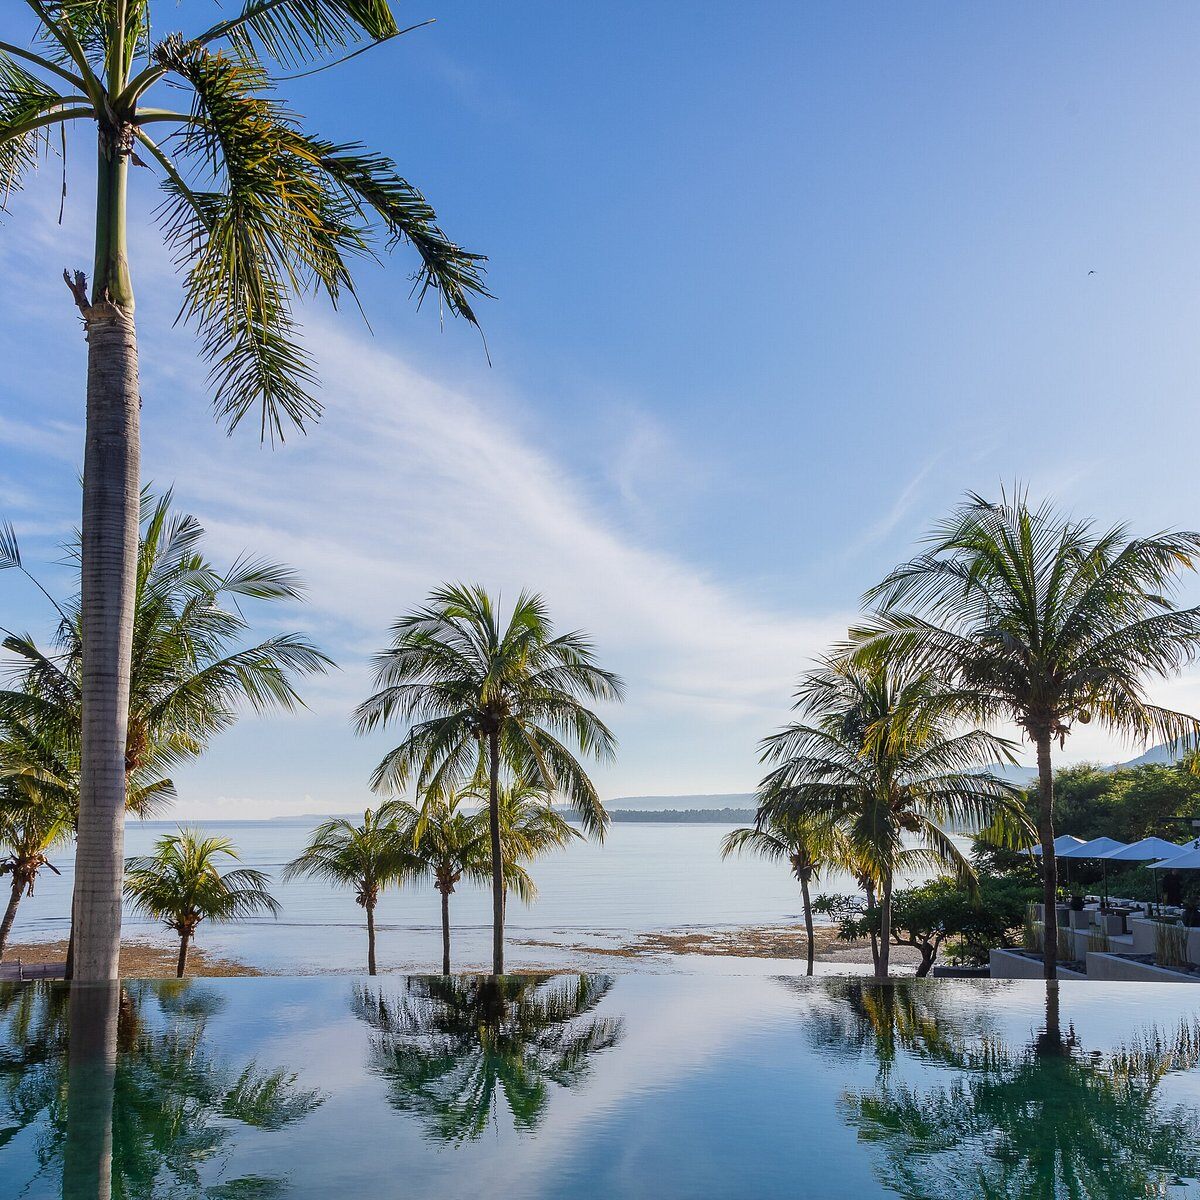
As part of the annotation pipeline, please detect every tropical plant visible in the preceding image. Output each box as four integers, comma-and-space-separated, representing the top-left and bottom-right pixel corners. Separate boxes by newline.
490, 778, 581, 906
355, 584, 623, 973
0, 789, 72, 958
388, 794, 491, 976
0, 491, 330, 973
283, 805, 416, 975
817, 874, 1039, 976
124, 829, 279, 976
758, 654, 1030, 978
0, 1, 487, 983
351, 974, 623, 1142
721, 810, 841, 975
854, 489, 1200, 978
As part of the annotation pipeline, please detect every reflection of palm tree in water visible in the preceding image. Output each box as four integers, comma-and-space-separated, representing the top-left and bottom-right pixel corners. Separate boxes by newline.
820, 981, 1200, 1198
0, 980, 323, 1198
352, 974, 623, 1142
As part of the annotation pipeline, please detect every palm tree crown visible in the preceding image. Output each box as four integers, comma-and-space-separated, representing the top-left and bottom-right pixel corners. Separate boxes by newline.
1, 1, 488, 439
758, 655, 1028, 978
0, 489, 331, 801
853, 488, 1200, 977
124, 828, 278, 975
355, 583, 623, 973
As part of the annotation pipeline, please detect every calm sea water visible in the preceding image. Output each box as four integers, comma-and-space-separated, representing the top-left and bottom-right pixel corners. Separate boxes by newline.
13, 820, 955, 974
4, 975, 1200, 1198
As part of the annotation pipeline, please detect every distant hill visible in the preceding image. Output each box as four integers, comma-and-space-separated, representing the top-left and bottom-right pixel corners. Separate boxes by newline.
603, 793, 756, 812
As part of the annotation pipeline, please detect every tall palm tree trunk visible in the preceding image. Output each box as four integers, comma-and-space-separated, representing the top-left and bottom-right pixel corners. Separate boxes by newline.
175, 930, 190, 978
440, 888, 451, 975
63, 980, 119, 1200
366, 900, 377, 976
1034, 730, 1058, 980
74, 129, 140, 985
487, 727, 504, 975
0, 874, 24, 959
876, 875, 893, 980
800, 875, 815, 977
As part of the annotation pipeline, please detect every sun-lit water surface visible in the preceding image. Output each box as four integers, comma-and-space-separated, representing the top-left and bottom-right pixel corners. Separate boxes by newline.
3, 975, 1200, 1199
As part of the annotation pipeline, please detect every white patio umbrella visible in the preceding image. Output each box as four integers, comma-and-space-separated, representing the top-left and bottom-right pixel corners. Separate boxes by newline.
1030, 835, 1087, 857
1149, 845, 1200, 871
1102, 838, 1188, 914
1059, 837, 1129, 907
1148, 844, 1200, 917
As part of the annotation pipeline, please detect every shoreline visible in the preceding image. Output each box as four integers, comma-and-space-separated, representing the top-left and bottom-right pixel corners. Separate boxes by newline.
3, 922, 922, 978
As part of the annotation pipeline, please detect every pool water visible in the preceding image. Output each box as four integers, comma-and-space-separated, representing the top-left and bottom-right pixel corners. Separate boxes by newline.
3, 976, 1200, 1199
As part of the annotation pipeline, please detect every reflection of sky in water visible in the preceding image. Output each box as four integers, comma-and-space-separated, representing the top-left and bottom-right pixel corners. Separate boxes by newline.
3, 977, 1200, 1198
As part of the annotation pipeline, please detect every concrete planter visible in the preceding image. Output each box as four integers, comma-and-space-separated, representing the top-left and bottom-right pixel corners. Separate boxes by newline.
1130, 918, 1200, 966
989, 948, 1088, 981
1085, 952, 1200, 984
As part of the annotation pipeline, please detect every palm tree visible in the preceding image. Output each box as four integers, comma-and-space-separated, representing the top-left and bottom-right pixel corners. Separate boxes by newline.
721, 811, 841, 975
758, 655, 1028, 979
355, 584, 623, 974
283, 805, 416, 975
0, 789, 72, 958
855, 489, 1200, 978
1, 3, 487, 982
490, 778, 581, 909
0, 491, 330, 973
389, 794, 492, 976
124, 829, 279, 976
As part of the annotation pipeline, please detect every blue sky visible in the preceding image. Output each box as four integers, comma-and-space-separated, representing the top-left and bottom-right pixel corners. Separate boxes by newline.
2, 3, 1200, 817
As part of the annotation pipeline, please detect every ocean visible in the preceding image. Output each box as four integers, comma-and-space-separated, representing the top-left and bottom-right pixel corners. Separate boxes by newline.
10, 819, 956, 974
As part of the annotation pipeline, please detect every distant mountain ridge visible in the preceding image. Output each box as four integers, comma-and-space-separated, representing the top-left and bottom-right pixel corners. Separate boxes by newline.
272, 753, 1189, 821
983, 741, 1189, 787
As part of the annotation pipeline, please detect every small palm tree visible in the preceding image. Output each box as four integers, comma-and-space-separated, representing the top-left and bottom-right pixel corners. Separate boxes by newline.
124, 829, 279, 976
490, 779, 581, 910
391, 794, 492, 976
721, 811, 841, 975
284, 806, 415, 975
759, 656, 1029, 979
0, 791, 72, 958
855, 489, 1200, 977
355, 584, 623, 974
2, 1, 486, 982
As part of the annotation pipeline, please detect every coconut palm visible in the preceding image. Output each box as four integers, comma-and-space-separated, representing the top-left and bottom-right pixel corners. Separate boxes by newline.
1, 491, 329, 973
854, 489, 1200, 978
721, 811, 842, 975
355, 584, 623, 974
758, 655, 1028, 979
283, 805, 416, 975
389, 794, 492, 976
1, 3, 486, 982
489, 778, 581, 909
0, 789, 72, 958
1, 491, 331, 805
124, 829, 279, 976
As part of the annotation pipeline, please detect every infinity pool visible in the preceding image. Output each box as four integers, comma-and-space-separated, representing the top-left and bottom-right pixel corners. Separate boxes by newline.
3, 975, 1200, 1199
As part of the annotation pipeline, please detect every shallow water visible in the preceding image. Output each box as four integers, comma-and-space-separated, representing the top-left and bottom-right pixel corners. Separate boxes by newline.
12, 821, 953, 973
3, 976, 1200, 1199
